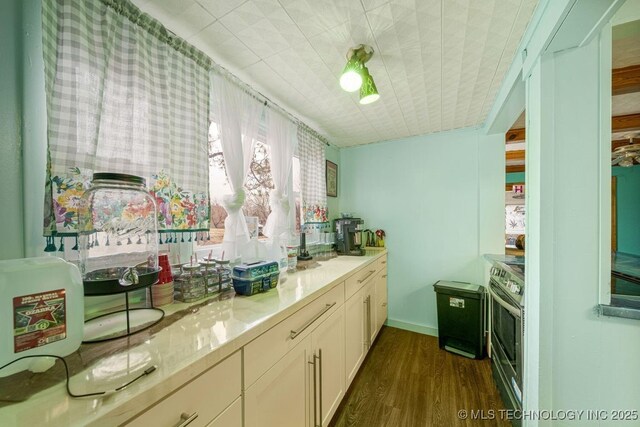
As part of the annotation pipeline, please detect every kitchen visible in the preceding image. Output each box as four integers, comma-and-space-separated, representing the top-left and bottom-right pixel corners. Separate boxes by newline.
1, 0, 640, 426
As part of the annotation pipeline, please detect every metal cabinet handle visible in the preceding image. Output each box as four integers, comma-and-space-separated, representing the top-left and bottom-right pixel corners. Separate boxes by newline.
309, 349, 323, 427
365, 295, 372, 348
290, 303, 336, 339
176, 412, 198, 427
318, 349, 323, 427
357, 270, 376, 283
309, 354, 318, 427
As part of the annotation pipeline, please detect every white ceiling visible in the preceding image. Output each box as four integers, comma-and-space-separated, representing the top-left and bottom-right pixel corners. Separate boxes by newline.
131, 0, 539, 147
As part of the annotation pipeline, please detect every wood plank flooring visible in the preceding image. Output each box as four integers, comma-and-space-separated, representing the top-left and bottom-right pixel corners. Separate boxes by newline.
329, 326, 510, 427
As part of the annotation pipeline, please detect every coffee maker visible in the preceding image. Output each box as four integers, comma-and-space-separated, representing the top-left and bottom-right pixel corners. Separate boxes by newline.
334, 218, 365, 256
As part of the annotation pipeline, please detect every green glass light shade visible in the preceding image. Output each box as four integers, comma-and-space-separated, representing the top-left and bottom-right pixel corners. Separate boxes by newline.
359, 67, 379, 104
339, 57, 363, 92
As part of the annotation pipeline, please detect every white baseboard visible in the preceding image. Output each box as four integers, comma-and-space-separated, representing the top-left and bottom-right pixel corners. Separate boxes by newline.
385, 319, 438, 337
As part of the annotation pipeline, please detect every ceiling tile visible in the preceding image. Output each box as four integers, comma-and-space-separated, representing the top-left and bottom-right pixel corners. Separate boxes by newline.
196, 0, 247, 18
136, 0, 541, 147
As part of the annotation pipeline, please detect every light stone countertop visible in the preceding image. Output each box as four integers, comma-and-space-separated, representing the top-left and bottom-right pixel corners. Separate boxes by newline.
0, 252, 386, 427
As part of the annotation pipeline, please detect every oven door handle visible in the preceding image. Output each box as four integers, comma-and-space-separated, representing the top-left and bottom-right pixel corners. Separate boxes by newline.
489, 287, 522, 318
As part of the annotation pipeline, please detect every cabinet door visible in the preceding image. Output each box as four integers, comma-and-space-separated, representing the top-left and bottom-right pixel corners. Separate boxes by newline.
311, 305, 345, 427
374, 270, 388, 335
344, 288, 365, 387
365, 279, 377, 346
206, 397, 242, 427
245, 335, 312, 427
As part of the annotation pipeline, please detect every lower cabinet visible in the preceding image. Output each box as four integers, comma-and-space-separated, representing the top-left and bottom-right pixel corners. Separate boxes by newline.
245, 335, 313, 427
125, 351, 241, 427
374, 269, 388, 335
245, 299, 346, 427
365, 279, 377, 346
344, 286, 366, 387
206, 397, 242, 427
311, 306, 345, 426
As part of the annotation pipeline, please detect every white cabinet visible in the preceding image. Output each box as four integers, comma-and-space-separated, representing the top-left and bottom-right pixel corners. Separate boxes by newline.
374, 269, 388, 336
206, 397, 242, 427
245, 335, 313, 427
126, 351, 241, 427
245, 283, 346, 427
344, 286, 366, 387
310, 306, 345, 427
344, 262, 379, 388
364, 278, 376, 346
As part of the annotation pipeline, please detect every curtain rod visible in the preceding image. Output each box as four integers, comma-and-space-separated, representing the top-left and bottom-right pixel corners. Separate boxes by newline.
212, 65, 332, 147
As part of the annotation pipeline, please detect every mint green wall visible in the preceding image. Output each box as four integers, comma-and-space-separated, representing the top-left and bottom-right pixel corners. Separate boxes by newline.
506, 172, 525, 183
526, 19, 640, 419
339, 128, 504, 335
613, 165, 640, 256
0, 0, 25, 260
22, 0, 48, 257
325, 145, 340, 222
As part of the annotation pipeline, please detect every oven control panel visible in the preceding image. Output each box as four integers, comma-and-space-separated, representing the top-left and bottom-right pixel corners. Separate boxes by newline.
489, 265, 524, 302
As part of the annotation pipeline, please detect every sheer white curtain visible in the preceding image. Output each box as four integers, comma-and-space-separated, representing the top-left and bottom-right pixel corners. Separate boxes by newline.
211, 73, 264, 260
264, 109, 298, 257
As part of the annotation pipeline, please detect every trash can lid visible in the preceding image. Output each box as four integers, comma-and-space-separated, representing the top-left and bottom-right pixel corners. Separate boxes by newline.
433, 280, 483, 294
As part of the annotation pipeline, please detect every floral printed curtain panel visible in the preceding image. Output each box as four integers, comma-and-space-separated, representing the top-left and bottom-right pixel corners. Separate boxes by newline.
298, 125, 328, 223
42, 0, 211, 244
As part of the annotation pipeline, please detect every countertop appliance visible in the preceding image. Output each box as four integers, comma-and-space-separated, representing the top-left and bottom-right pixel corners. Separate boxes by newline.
334, 218, 365, 256
488, 259, 524, 425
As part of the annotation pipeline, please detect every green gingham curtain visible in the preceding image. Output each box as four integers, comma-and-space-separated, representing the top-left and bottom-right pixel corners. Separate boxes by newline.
298, 125, 328, 223
42, 0, 211, 245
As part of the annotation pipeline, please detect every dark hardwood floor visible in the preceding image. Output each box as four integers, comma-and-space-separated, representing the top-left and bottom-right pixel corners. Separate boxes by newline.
330, 326, 511, 427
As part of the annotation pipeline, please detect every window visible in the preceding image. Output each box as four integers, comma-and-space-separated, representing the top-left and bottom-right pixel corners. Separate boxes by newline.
199, 122, 301, 246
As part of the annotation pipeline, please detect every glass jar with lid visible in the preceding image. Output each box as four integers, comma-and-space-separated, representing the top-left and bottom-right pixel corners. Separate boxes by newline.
175, 263, 206, 302
78, 173, 159, 295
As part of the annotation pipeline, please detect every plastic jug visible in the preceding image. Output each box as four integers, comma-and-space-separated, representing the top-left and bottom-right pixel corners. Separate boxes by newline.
0, 257, 84, 377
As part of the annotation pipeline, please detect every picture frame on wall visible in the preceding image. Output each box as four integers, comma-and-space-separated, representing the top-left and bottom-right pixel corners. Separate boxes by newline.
326, 160, 338, 197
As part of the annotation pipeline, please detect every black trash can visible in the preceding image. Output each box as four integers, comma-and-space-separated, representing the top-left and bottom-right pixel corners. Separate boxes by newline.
433, 280, 486, 359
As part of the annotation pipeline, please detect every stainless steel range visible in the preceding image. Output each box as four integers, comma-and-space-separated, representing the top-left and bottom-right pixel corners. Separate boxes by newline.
488, 259, 524, 424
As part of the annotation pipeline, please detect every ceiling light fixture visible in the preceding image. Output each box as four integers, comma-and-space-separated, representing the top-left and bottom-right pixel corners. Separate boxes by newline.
339, 56, 363, 92
359, 66, 379, 104
339, 45, 379, 104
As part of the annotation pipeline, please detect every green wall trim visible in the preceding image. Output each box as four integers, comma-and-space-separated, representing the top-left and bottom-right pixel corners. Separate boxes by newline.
386, 319, 438, 337
613, 165, 640, 255
506, 172, 525, 184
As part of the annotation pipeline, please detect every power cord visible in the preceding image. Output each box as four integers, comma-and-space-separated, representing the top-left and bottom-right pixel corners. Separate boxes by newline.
0, 355, 156, 398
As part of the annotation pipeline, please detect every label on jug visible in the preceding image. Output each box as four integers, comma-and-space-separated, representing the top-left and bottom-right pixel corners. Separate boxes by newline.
13, 289, 67, 353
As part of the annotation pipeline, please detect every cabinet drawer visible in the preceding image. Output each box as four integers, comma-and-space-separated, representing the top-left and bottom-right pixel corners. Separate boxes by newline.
244, 282, 344, 388
377, 255, 388, 272
126, 351, 241, 427
345, 263, 378, 300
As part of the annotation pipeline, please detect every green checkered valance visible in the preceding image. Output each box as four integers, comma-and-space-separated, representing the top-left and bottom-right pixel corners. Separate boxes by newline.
42, 0, 211, 244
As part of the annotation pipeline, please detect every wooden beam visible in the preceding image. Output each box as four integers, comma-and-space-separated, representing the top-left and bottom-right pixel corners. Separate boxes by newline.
612, 139, 632, 151
506, 128, 525, 143
506, 165, 525, 173
506, 150, 525, 161
612, 113, 640, 132
612, 65, 640, 96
